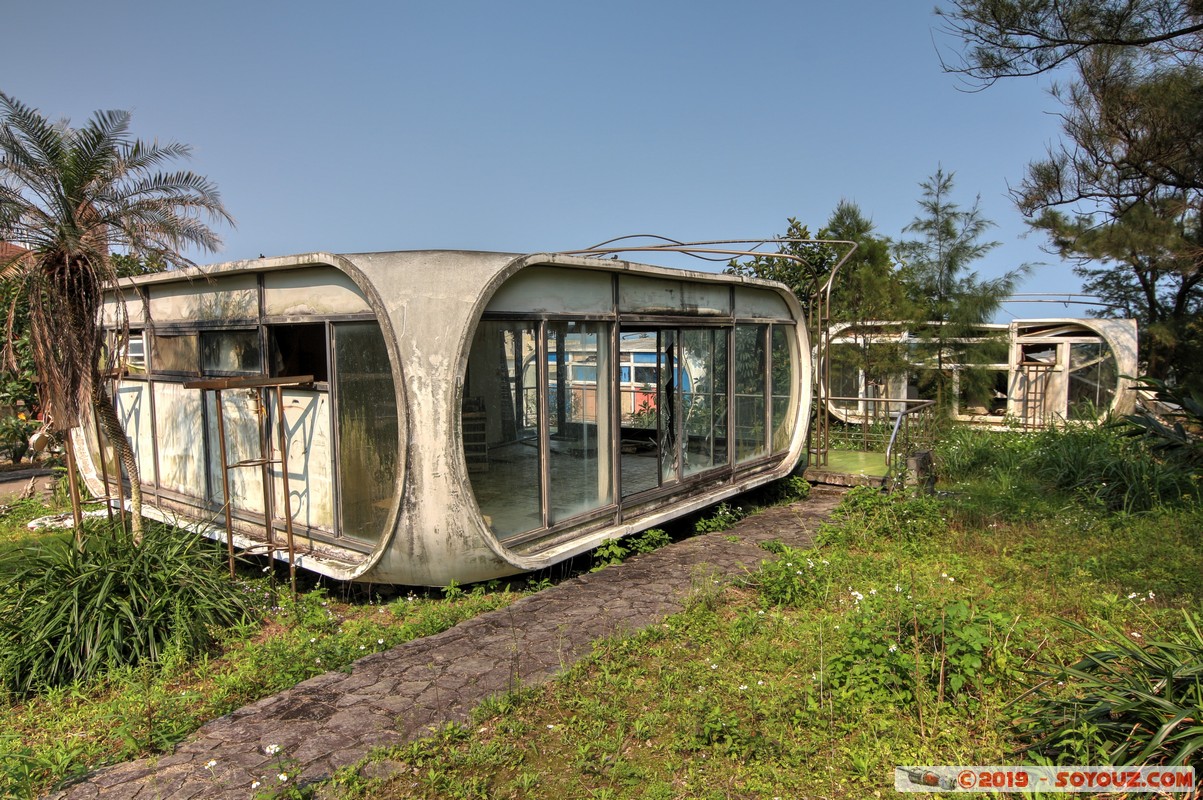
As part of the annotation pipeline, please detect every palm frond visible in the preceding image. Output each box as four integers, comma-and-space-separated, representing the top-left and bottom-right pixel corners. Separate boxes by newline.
0, 92, 232, 433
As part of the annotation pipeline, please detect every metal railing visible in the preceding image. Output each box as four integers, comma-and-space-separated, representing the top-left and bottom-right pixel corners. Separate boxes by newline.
884, 399, 937, 475
824, 395, 938, 478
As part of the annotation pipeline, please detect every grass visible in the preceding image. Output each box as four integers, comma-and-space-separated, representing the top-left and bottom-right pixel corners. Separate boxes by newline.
3, 425, 1201, 798
305, 424, 1203, 800
328, 518, 1199, 799
0, 476, 809, 798
0, 554, 529, 798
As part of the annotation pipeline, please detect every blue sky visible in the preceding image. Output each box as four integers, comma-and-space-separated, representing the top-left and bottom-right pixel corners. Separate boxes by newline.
7, 1, 1085, 319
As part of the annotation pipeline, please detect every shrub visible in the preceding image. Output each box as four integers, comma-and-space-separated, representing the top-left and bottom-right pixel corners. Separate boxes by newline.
1027, 424, 1196, 513
934, 424, 1035, 480
0, 522, 258, 696
694, 502, 746, 534
751, 542, 840, 607
828, 597, 1023, 707
756, 475, 811, 505
819, 485, 948, 547
1120, 377, 1203, 471
1015, 614, 1203, 769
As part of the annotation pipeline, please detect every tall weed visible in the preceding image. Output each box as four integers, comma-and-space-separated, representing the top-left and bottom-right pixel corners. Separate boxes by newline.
1027, 424, 1196, 513
819, 485, 949, 548
829, 597, 1023, 707
0, 522, 257, 696
935, 424, 1035, 479
1015, 614, 1203, 769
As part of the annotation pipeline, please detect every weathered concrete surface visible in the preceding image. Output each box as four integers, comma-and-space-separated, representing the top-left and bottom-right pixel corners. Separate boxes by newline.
0, 467, 55, 505
50, 486, 844, 800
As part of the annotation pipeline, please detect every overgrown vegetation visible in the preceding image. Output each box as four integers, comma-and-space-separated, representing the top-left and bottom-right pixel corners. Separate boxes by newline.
314, 421, 1203, 798
0, 474, 814, 797
0, 521, 255, 696
4, 424, 1201, 798
0, 504, 528, 798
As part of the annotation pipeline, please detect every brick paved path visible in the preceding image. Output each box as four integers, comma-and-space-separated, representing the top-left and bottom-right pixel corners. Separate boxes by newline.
53, 486, 844, 799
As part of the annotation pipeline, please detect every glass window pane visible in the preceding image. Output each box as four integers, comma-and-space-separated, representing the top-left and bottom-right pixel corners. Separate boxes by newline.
734, 324, 768, 463
153, 381, 205, 494
660, 329, 679, 484
620, 330, 662, 497
1068, 342, 1117, 420
201, 331, 261, 375
463, 321, 541, 540
771, 325, 796, 452
125, 332, 147, 373
335, 322, 400, 543
681, 328, 728, 477
150, 333, 198, 374
547, 321, 613, 524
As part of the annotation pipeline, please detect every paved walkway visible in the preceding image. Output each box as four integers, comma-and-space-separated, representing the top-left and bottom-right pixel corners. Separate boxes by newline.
53, 486, 845, 799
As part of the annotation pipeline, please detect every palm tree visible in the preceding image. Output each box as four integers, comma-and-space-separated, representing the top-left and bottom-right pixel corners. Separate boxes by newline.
0, 92, 232, 535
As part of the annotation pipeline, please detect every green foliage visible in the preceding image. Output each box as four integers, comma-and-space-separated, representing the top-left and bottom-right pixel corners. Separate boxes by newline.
1030, 199, 1203, 393
592, 539, 629, 568
693, 502, 745, 534
819, 485, 949, 547
0, 335, 37, 413
593, 528, 673, 569
723, 218, 840, 303
941, 1, 1203, 391
935, 420, 1199, 514
0, 523, 257, 696
1027, 423, 1196, 513
1015, 614, 1203, 770
629, 528, 670, 554
0, 412, 37, 462
895, 168, 1027, 413
690, 704, 778, 761
756, 475, 811, 505
933, 422, 1028, 479
822, 202, 916, 387
0, 91, 231, 430
829, 596, 1022, 707
1120, 376, 1203, 470
1082, 509, 1203, 601
751, 543, 839, 607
